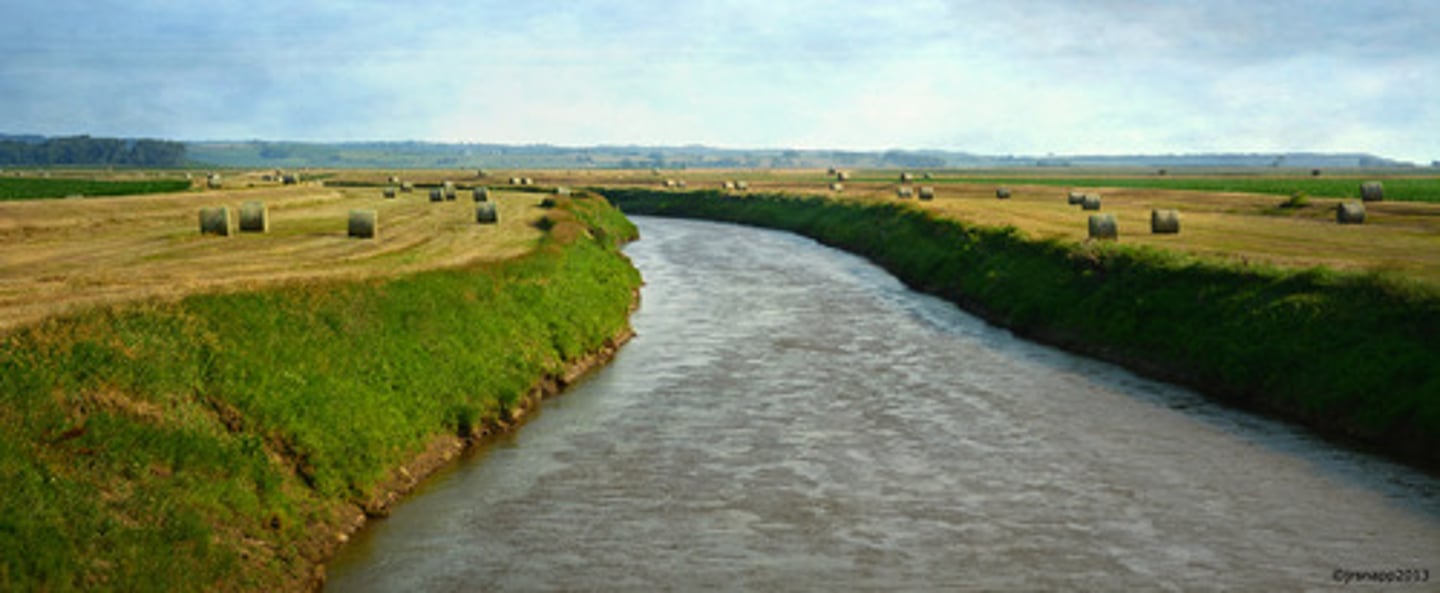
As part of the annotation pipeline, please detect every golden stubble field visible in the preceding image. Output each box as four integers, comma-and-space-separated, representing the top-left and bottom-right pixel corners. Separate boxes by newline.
535, 168, 1440, 284
4, 166, 1438, 333
0, 180, 547, 332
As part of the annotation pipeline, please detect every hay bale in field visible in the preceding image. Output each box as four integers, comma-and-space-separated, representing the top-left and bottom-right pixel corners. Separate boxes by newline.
509, 177, 521, 185
554, 186, 571, 196
995, 186, 1011, 199
1157, 168, 1167, 176
830, 182, 844, 192
836, 171, 850, 181
239, 201, 269, 233
388, 175, 399, 183
522, 177, 534, 186
475, 202, 499, 224
1067, 191, 1085, 205
663, 179, 676, 188
735, 180, 748, 191
199, 207, 231, 236
476, 169, 487, 178
473, 187, 490, 202
1088, 214, 1118, 240
383, 186, 397, 198
282, 174, 298, 185
918, 186, 935, 201
1082, 194, 1101, 210
676, 180, 687, 188
900, 172, 914, 182
1360, 181, 1384, 202
827, 167, 837, 175
400, 181, 414, 192
443, 181, 457, 200
922, 172, 933, 180
896, 186, 913, 198
1337, 201, 1366, 224
348, 210, 377, 238
1151, 209, 1180, 234
1311, 169, 1321, 177
206, 174, 222, 189
429, 188, 444, 202
723, 181, 735, 190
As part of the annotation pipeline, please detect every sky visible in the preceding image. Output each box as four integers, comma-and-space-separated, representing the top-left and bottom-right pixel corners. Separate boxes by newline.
2, 0, 1437, 163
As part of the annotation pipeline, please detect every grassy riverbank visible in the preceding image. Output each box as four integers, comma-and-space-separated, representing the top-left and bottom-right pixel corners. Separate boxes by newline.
600, 188, 1440, 469
0, 195, 640, 591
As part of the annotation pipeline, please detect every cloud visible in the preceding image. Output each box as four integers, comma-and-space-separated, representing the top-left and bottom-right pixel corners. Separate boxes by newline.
0, 0, 1436, 162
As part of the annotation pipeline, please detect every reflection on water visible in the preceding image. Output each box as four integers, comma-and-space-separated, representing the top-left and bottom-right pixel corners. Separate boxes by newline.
327, 216, 1439, 591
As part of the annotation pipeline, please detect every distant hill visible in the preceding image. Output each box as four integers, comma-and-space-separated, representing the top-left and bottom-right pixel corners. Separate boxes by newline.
2, 134, 1422, 170
184, 140, 1421, 171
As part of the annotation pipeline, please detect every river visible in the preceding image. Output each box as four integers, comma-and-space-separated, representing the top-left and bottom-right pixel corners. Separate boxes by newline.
325, 216, 1439, 590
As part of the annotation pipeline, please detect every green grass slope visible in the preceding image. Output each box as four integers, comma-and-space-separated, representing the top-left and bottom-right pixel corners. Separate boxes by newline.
0, 196, 640, 591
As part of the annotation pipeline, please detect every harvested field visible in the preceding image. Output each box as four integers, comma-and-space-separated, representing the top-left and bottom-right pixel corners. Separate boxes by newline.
0, 184, 549, 332
542, 168, 1440, 285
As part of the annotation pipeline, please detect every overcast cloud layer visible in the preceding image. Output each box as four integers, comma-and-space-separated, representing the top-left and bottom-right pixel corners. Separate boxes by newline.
2, 0, 1436, 163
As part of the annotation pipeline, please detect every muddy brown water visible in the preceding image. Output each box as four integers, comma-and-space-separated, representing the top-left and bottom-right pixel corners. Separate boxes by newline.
326, 216, 1439, 591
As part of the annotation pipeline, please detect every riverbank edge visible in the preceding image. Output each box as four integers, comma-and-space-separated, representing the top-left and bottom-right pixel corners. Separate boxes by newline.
598, 188, 1439, 471
0, 194, 643, 592
310, 321, 637, 589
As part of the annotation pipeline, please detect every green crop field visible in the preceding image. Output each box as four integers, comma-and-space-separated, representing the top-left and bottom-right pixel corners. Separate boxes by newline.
0, 178, 192, 201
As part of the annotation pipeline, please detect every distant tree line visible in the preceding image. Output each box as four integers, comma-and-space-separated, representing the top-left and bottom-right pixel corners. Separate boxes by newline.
0, 135, 187, 167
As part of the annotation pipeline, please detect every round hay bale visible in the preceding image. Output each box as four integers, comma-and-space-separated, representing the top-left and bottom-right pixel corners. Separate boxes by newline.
836, 171, 850, 181
830, 182, 844, 192
1360, 181, 1384, 202
995, 186, 1011, 199
1311, 169, 1321, 177
476, 169, 487, 178
206, 174, 222, 189
443, 181, 457, 200
382, 187, 397, 199
1151, 209, 1180, 234
509, 177, 521, 185
239, 201, 269, 233
429, 188, 444, 202
896, 186, 913, 199
281, 174, 298, 185
918, 186, 935, 201
900, 172, 914, 183
554, 186, 571, 196
199, 207, 231, 236
1088, 214, 1118, 240
723, 181, 735, 190
922, 172, 933, 180
1067, 191, 1085, 205
663, 179, 676, 188
473, 187, 490, 202
401, 181, 414, 192
676, 180, 687, 188
348, 210, 377, 238
735, 181, 748, 191
1081, 194, 1101, 210
522, 177, 534, 186
475, 202, 499, 224
1337, 201, 1366, 224
388, 175, 399, 183
826, 167, 837, 175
